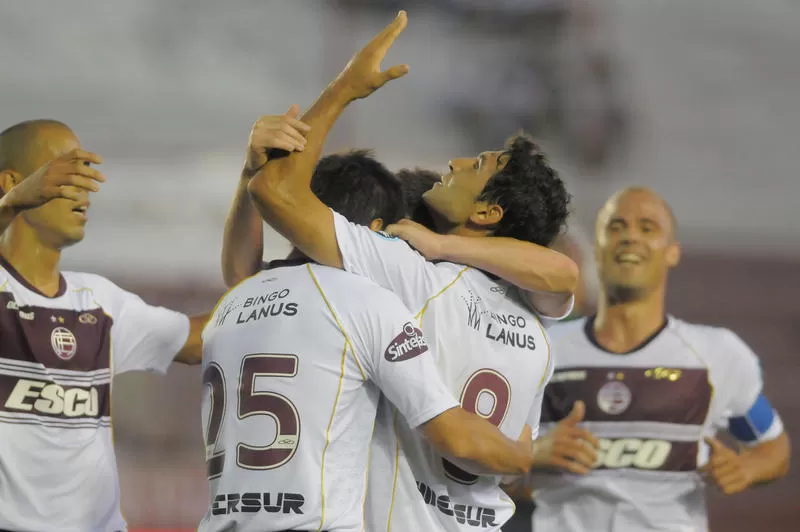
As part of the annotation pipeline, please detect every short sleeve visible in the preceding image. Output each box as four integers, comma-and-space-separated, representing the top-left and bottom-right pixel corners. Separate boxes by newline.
331, 209, 435, 312
517, 286, 575, 327
111, 289, 190, 375
528, 350, 555, 439
347, 292, 459, 429
717, 330, 763, 419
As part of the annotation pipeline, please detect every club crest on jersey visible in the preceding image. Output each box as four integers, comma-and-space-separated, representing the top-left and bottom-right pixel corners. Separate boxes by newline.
51, 327, 78, 360
385, 322, 428, 362
597, 380, 631, 415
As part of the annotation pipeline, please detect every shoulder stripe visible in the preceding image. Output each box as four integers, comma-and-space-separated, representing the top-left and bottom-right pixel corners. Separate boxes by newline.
306, 264, 366, 380
413, 266, 469, 325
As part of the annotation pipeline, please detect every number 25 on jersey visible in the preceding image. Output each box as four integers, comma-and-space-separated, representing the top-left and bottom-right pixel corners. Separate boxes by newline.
203, 354, 301, 479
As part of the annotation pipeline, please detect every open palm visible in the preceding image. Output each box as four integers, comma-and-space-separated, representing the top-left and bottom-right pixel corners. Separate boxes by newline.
335, 10, 410, 101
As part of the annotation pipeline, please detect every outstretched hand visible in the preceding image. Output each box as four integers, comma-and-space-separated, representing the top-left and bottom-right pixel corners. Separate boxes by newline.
334, 10, 410, 101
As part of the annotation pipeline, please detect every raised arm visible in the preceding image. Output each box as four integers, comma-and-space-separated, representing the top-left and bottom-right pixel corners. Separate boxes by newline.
387, 219, 579, 317
246, 11, 409, 269
221, 106, 310, 287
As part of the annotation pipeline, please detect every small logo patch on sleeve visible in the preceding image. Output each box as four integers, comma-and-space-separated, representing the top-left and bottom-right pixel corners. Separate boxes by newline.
385, 322, 429, 362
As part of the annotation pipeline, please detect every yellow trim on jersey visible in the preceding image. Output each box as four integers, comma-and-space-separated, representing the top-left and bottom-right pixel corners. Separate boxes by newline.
413, 266, 469, 324
533, 317, 552, 390
386, 408, 402, 532
361, 412, 378, 532
319, 338, 349, 531
383, 266, 469, 529
0, 280, 7, 292
307, 263, 367, 380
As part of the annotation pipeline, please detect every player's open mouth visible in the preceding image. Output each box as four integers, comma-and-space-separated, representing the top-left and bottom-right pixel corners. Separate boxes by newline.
615, 252, 643, 264
72, 203, 90, 220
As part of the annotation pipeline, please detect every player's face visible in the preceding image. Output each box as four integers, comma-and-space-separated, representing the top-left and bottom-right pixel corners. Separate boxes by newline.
422, 150, 505, 227
20, 129, 89, 249
595, 190, 680, 298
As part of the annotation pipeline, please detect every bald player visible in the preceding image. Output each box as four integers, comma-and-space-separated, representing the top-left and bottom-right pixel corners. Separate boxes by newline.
0, 120, 210, 532
525, 187, 791, 531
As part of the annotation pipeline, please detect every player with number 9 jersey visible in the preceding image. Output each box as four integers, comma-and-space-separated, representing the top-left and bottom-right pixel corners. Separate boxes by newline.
198, 257, 464, 532
331, 212, 568, 532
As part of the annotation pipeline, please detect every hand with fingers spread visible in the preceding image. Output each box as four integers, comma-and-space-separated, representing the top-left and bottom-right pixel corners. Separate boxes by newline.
386, 218, 447, 260
244, 105, 312, 178
532, 401, 599, 475
2, 149, 105, 211
701, 437, 752, 495
333, 10, 410, 102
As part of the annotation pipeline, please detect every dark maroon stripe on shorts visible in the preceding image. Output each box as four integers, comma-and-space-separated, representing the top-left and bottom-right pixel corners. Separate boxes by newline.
542, 366, 712, 425
0, 292, 112, 372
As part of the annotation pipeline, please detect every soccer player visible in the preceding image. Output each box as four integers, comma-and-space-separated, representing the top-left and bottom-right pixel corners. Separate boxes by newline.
201, 127, 542, 532
242, 12, 579, 532
0, 119, 209, 532
528, 187, 791, 531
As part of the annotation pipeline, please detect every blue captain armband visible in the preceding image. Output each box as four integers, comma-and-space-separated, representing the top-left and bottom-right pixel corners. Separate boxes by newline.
728, 394, 783, 444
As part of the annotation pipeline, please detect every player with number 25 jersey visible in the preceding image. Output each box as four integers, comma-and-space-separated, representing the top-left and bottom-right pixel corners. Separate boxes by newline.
199, 257, 538, 532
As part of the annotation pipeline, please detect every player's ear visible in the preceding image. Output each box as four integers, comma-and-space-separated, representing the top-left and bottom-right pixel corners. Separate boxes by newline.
0, 169, 21, 195
468, 201, 503, 229
665, 241, 681, 268
368, 218, 385, 232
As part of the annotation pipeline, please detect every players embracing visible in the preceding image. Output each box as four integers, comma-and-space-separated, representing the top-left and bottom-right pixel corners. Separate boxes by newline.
215, 10, 578, 532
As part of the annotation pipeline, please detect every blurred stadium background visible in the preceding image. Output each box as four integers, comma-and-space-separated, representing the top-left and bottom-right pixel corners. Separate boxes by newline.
2, 0, 798, 530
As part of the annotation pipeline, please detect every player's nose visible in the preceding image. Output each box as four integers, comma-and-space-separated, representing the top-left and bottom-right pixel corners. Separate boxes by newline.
448, 158, 469, 172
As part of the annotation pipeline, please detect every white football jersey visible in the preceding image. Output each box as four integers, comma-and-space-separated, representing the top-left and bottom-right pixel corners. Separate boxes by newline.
331, 211, 564, 532
0, 257, 190, 532
531, 316, 784, 532
198, 258, 459, 532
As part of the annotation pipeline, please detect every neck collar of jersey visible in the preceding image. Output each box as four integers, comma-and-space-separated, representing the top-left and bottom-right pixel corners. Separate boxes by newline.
0, 254, 67, 298
262, 257, 314, 271
584, 314, 669, 355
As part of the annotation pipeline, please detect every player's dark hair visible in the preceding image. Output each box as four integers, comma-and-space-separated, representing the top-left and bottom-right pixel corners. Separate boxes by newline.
478, 134, 570, 246
396, 167, 439, 230
310, 149, 405, 226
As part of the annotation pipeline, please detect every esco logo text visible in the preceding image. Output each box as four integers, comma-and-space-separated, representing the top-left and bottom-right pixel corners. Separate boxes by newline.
385, 322, 429, 362
594, 437, 672, 470
4, 379, 101, 418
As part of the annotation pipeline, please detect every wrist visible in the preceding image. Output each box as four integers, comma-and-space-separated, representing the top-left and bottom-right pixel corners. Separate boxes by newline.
736, 451, 760, 487
517, 440, 535, 473
242, 153, 267, 180
438, 234, 466, 263
325, 78, 359, 107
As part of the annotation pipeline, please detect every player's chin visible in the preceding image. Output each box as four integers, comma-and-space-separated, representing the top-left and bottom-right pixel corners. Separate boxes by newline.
57, 226, 87, 248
